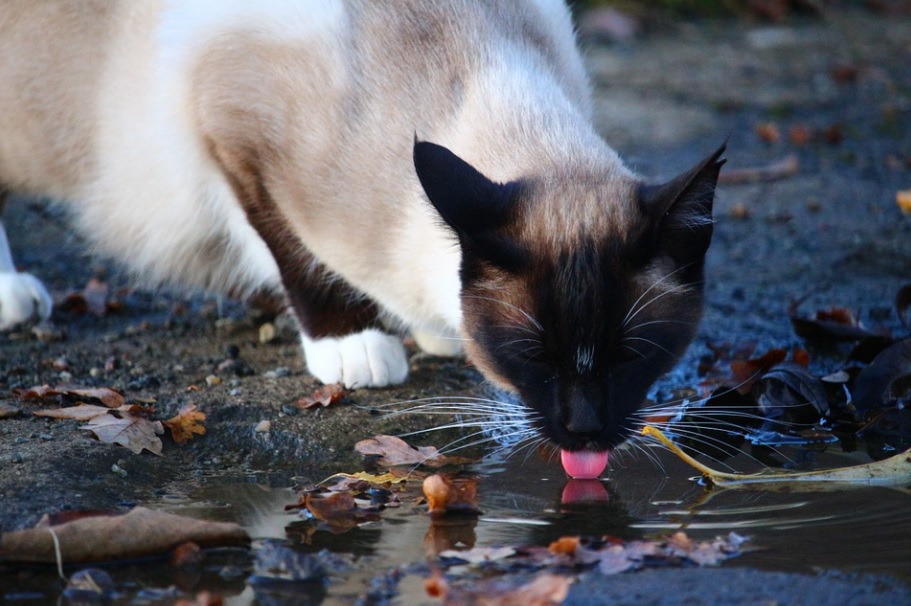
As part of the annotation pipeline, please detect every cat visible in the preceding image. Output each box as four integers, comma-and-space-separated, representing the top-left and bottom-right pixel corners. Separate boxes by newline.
0, 0, 723, 462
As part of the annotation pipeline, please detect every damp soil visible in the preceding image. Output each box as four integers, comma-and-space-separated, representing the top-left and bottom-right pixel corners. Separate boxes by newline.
2, 8, 911, 605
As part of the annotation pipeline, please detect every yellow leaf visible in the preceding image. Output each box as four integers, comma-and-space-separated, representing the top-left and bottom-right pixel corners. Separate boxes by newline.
641, 425, 911, 490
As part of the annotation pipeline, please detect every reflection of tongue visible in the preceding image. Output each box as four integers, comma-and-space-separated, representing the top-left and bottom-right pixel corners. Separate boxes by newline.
560, 450, 609, 479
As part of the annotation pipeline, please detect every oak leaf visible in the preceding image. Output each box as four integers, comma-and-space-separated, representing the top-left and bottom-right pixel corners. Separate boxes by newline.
355, 435, 473, 468
163, 403, 207, 444
83, 413, 164, 456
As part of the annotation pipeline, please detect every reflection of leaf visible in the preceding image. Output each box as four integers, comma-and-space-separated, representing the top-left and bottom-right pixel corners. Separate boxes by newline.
0, 507, 248, 564
428, 572, 572, 606
162, 404, 206, 444
642, 425, 911, 490
295, 383, 349, 410
83, 413, 164, 456
852, 339, 911, 411
354, 435, 473, 468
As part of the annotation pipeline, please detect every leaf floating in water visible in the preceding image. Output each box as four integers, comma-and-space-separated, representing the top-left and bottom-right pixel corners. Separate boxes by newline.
642, 425, 911, 490
423, 474, 480, 516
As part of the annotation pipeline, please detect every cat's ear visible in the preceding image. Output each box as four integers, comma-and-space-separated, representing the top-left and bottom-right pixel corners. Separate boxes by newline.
639, 144, 726, 264
414, 139, 527, 271
413, 139, 519, 235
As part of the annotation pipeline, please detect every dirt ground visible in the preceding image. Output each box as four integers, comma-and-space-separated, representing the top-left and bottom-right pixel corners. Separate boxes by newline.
1, 6, 910, 604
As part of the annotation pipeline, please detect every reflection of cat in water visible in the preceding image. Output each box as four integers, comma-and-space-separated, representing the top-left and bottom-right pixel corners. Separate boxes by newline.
0, 1, 722, 471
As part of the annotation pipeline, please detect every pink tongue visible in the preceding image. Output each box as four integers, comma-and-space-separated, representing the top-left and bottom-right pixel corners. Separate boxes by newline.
560, 449, 609, 479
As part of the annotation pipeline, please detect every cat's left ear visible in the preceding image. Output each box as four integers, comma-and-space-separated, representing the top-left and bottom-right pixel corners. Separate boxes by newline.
639, 144, 726, 264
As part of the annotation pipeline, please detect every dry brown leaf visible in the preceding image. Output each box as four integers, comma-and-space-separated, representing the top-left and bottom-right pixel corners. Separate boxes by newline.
83, 413, 164, 456
0, 507, 249, 564
547, 536, 580, 556
14, 384, 126, 409
355, 435, 473, 468
33, 404, 112, 422
295, 383, 349, 409
898, 190, 911, 214
162, 403, 207, 444
437, 573, 573, 606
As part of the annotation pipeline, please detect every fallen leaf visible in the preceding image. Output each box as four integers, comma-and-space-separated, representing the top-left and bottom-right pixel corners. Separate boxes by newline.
790, 303, 876, 342
642, 425, 911, 489
423, 474, 480, 517
898, 190, 911, 214
355, 435, 473, 467
433, 573, 573, 606
295, 383, 349, 409
14, 385, 126, 409
730, 348, 787, 393
897, 284, 911, 328
300, 492, 381, 531
717, 154, 799, 185
851, 339, 911, 411
755, 122, 781, 143
0, 507, 249, 564
0, 403, 22, 419
548, 536, 580, 556
33, 404, 113, 422
440, 546, 516, 564
757, 362, 830, 421
162, 403, 207, 444
83, 413, 165, 455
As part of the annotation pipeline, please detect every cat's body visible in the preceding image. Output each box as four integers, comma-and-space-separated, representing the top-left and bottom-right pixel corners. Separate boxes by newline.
0, 1, 722, 456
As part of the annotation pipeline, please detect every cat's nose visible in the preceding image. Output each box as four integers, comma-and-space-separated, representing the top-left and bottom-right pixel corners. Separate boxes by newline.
562, 395, 604, 438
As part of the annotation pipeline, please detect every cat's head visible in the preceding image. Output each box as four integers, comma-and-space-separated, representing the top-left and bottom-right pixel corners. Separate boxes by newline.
414, 140, 724, 452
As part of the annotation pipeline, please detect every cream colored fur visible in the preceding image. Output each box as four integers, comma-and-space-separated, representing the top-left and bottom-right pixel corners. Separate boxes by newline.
0, 1, 632, 387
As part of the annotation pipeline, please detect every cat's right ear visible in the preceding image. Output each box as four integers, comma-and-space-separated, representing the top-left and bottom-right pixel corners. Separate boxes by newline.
413, 139, 519, 237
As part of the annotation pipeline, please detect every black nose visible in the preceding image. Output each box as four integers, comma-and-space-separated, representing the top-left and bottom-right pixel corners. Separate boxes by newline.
562, 394, 604, 438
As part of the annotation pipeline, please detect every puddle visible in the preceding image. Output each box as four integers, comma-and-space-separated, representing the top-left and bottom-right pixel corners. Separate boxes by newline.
4, 444, 909, 604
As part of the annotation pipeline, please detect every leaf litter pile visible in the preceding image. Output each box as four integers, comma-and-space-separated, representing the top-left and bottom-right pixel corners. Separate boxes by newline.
13, 384, 206, 455
642, 285, 911, 489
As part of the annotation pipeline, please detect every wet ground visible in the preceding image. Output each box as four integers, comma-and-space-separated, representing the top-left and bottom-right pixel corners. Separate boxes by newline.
2, 7, 911, 605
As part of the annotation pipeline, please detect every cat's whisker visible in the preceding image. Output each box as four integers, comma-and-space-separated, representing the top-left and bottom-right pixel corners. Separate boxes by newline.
620, 264, 694, 329
464, 295, 544, 334
621, 335, 677, 359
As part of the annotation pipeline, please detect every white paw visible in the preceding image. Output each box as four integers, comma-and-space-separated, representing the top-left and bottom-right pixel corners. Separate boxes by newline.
0, 271, 52, 331
412, 328, 464, 357
301, 329, 409, 388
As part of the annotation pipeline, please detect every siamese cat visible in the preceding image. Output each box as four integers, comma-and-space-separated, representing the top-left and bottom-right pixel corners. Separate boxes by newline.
0, 1, 723, 470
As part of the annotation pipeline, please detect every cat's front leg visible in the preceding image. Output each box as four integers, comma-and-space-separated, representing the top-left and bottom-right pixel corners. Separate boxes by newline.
286, 270, 408, 389
0, 196, 53, 330
412, 328, 464, 357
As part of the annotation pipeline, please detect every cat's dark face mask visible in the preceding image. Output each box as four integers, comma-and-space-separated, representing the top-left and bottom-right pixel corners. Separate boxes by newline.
414, 139, 724, 453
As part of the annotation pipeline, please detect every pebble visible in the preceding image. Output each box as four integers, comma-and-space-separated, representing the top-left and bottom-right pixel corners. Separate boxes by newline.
263, 367, 291, 379
111, 463, 128, 478
206, 375, 223, 386
254, 420, 272, 433
58, 371, 73, 382
259, 322, 276, 344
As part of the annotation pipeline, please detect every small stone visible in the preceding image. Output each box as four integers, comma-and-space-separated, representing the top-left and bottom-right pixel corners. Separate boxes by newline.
259, 322, 276, 344
111, 463, 128, 478
89, 367, 102, 378
205, 375, 222, 386
14, 436, 29, 444
729, 202, 751, 220
254, 420, 271, 433
263, 367, 291, 379
39, 433, 53, 441
58, 371, 73, 382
